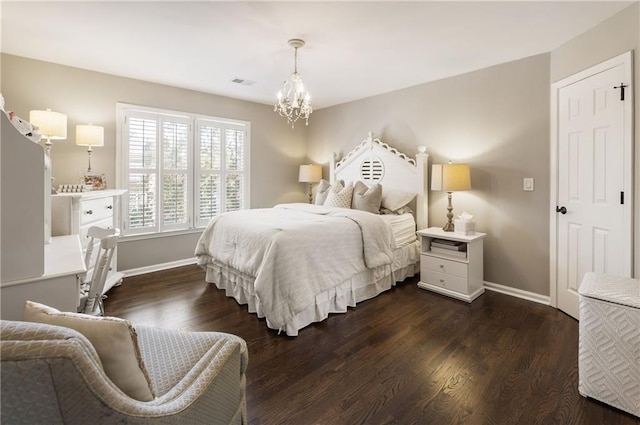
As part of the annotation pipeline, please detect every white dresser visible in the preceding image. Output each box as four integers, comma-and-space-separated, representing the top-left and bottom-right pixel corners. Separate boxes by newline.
52, 189, 127, 294
417, 227, 486, 302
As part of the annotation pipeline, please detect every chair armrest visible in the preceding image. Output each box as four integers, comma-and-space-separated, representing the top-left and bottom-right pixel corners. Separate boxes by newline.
134, 325, 248, 398
2, 321, 248, 424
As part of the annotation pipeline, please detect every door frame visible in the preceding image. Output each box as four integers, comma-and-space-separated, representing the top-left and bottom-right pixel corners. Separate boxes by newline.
549, 50, 634, 308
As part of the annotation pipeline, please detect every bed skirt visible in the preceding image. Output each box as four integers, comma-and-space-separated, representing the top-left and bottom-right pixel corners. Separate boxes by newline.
200, 240, 420, 336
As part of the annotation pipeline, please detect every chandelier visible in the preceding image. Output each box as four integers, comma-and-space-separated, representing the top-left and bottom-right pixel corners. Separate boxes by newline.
274, 39, 312, 128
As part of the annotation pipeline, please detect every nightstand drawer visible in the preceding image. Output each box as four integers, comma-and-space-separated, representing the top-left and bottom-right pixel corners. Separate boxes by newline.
421, 270, 468, 294
421, 255, 468, 278
80, 197, 114, 225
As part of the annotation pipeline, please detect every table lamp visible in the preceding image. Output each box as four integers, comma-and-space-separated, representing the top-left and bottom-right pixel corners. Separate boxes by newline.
76, 124, 104, 172
29, 109, 67, 156
298, 164, 322, 203
431, 163, 471, 231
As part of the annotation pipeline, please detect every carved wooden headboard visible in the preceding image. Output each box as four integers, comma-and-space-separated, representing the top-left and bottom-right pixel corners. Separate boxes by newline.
330, 132, 428, 229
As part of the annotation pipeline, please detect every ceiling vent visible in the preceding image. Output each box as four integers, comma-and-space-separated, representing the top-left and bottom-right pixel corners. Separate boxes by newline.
231, 78, 256, 86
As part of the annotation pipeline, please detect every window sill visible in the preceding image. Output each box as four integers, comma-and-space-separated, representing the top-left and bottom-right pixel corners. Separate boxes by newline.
120, 227, 205, 242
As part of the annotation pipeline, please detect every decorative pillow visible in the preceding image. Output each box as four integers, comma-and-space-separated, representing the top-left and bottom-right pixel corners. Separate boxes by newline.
380, 205, 414, 215
324, 181, 354, 209
315, 179, 331, 205
352, 181, 382, 214
381, 188, 416, 212
23, 301, 155, 402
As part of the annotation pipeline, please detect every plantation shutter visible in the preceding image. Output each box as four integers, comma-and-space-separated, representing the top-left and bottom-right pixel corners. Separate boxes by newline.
195, 120, 247, 227
161, 117, 191, 231
224, 126, 245, 212
126, 113, 159, 234
119, 103, 249, 235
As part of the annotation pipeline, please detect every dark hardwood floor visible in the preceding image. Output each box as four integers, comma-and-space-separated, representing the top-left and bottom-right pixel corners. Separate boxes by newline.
105, 265, 639, 425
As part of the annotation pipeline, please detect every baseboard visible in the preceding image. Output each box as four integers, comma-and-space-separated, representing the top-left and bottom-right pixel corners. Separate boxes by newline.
122, 261, 550, 307
121, 258, 198, 278
483, 281, 550, 306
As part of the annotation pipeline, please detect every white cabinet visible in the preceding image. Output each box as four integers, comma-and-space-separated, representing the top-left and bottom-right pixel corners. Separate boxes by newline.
1, 236, 85, 320
0, 112, 45, 282
417, 227, 486, 302
52, 189, 127, 294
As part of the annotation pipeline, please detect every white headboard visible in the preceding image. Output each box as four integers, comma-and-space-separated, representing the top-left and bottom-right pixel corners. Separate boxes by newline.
329, 132, 429, 230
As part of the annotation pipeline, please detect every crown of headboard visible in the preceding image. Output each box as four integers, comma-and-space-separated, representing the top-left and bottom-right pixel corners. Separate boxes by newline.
329, 132, 429, 229
335, 132, 417, 169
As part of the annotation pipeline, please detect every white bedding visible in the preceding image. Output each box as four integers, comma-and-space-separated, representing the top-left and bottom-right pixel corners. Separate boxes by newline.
380, 213, 418, 247
195, 203, 400, 333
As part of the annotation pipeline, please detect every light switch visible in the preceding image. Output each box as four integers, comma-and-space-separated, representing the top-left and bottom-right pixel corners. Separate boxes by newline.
523, 177, 534, 192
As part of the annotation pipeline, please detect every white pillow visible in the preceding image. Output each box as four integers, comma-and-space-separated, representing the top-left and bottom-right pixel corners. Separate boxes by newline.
352, 181, 382, 214
324, 181, 354, 209
23, 301, 155, 402
315, 179, 331, 205
380, 205, 414, 215
381, 188, 416, 212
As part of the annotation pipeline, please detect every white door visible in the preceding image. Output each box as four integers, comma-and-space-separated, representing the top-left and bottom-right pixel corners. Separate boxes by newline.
551, 52, 633, 319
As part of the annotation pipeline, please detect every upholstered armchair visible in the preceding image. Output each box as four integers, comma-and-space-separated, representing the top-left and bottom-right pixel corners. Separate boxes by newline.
1, 318, 248, 424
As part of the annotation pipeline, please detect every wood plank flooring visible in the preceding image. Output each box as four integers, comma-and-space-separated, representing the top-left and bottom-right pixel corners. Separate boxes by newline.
105, 265, 639, 425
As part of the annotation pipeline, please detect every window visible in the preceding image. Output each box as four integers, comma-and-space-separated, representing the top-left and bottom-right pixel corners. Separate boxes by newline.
117, 103, 250, 236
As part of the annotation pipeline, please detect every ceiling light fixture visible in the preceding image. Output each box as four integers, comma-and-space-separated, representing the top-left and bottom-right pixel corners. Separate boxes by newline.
274, 38, 312, 128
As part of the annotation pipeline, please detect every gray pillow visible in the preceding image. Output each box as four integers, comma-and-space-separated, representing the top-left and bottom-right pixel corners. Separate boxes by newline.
315, 179, 331, 205
352, 181, 382, 214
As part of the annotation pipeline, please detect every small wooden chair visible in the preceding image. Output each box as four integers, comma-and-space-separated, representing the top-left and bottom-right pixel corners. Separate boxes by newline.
78, 227, 120, 316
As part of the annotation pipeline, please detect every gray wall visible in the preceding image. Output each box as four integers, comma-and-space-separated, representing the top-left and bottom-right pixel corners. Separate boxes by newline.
2, 2, 638, 294
308, 54, 551, 296
307, 1, 640, 297
1, 54, 309, 271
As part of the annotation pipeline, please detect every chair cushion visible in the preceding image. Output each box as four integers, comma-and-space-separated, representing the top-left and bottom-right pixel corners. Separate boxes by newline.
23, 301, 155, 402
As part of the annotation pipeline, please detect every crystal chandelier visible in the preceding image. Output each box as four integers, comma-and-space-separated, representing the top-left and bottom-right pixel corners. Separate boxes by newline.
274, 39, 312, 128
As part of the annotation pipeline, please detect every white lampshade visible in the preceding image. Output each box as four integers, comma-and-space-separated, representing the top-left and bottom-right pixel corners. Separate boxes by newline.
76, 124, 104, 147
298, 164, 322, 183
29, 109, 67, 140
431, 163, 471, 192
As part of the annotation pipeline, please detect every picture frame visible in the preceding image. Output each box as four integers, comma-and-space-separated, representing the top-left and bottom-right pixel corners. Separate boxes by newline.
82, 173, 107, 191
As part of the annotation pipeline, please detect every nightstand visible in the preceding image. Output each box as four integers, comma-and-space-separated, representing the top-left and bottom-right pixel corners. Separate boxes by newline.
417, 227, 486, 302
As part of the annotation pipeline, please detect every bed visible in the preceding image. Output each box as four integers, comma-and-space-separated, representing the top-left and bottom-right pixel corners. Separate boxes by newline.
195, 133, 429, 336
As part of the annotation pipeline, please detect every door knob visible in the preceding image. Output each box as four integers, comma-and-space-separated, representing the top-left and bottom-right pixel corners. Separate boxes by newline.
556, 206, 567, 214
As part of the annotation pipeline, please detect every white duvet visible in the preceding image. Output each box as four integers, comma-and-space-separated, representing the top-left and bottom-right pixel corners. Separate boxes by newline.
195, 203, 394, 331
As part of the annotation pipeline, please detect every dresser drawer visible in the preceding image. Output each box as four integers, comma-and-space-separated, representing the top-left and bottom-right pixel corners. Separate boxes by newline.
79, 217, 114, 249
80, 197, 114, 225
421, 270, 468, 294
421, 255, 468, 278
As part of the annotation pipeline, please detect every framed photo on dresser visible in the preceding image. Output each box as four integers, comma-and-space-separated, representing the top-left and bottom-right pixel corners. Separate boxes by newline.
82, 172, 106, 191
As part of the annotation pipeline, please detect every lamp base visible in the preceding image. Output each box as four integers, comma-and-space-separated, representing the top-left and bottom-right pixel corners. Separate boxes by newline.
443, 191, 455, 232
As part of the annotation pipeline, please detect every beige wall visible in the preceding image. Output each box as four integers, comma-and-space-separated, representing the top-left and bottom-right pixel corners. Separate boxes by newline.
550, 3, 640, 278
1, 54, 308, 271
2, 2, 637, 292
308, 54, 552, 296
307, 2, 640, 297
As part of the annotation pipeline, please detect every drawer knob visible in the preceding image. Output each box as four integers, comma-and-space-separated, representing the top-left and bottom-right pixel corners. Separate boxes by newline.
107, 205, 113, 209
85, 210, 93, 215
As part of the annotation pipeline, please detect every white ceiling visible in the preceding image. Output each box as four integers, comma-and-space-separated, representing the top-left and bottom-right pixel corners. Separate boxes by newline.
1, 1, 633, 109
